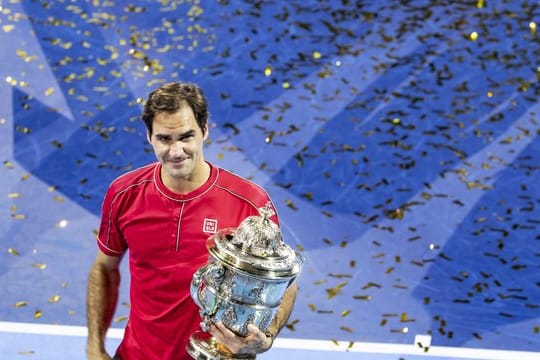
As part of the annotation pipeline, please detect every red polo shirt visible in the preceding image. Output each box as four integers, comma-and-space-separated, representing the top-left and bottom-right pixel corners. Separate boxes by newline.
97, 162, 278, 360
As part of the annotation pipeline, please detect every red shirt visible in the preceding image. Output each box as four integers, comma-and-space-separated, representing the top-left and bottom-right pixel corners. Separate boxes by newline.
97, 162, 278, 360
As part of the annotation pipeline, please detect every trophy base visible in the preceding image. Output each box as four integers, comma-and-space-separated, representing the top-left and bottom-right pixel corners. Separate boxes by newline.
187, 332, 256, 360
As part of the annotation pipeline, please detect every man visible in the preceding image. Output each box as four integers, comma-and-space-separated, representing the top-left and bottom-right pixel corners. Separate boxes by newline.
86, 82, 297, 360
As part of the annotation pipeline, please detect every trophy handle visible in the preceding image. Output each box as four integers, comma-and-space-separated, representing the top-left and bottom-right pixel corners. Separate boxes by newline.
191, 263, 222, 315
190, 265, 208, 310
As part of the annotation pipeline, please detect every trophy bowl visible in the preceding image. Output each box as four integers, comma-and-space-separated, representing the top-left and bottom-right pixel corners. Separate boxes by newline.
187, 203, 303, 359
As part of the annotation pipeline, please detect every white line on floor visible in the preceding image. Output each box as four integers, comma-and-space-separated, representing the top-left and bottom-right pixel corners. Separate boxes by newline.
0, 321, 538, 359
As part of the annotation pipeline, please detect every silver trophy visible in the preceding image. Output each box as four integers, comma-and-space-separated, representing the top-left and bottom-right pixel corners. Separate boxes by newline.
187, 203, 303, 359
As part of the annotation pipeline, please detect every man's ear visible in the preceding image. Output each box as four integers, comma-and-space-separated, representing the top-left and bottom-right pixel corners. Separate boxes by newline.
203, 124, 209, 141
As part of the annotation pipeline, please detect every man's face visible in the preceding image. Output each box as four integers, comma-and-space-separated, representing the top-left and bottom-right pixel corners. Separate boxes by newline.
147, 106, 208, 190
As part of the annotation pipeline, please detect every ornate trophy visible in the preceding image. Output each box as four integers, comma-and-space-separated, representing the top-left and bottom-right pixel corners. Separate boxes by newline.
187, 203, 304, 359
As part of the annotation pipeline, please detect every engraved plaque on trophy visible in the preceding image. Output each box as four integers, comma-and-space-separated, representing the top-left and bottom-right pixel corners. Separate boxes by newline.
187, 203, 304, 360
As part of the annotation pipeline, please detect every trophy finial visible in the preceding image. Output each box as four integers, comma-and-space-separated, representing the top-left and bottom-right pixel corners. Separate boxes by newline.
258, 202, 275, 222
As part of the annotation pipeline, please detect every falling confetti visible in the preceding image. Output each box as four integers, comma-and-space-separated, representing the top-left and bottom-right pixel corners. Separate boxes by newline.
48, 295, 61, 303
8, 248, 20, 256
0, 1, 539, 355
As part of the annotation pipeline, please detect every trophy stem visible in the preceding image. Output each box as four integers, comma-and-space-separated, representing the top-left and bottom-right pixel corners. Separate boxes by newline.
187, 331, 256, 360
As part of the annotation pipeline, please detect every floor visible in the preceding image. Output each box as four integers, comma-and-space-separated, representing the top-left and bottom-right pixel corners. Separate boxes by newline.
1, 1, 540, 359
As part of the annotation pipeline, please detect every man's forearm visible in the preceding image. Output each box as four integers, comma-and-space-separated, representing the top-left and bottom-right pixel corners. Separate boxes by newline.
86, 262, 120, 352
267, 282, 298, 338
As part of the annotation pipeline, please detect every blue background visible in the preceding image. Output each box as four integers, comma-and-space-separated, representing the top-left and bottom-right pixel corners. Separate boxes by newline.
1, 0, 539, 356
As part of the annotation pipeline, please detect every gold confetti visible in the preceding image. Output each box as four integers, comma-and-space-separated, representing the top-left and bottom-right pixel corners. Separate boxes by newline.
469, 31, 478, 41
313, 51, 322, 59
6, 76, 17, 86
34, 310, 42, 319
18, 351, 35, 355
326, 281, 348, 299
321, 210, 333, 217
2, 24, 14, 33
362, 281, 381, 289
51, 140, 63, 148
48, 295, 61, 303
284, 199, 298, 210
14, 301, 28, 308
114, 315, 128, 323
316, 308, 333, 314
45, 87, 54, 96
8, 248, 20, 256
16, 49, 26, 59
264, 131, 275, 144
32, 263, 47, 270
285, 319, 299, 331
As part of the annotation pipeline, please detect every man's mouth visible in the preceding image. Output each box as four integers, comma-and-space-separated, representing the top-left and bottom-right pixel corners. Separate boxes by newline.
170, 155, 191, 163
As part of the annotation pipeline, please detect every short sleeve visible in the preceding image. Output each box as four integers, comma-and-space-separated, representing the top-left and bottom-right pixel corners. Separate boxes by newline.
96, 185, 127, 256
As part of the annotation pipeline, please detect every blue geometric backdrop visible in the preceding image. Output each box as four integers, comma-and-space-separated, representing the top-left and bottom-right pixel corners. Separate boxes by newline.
1, 0, 539, 356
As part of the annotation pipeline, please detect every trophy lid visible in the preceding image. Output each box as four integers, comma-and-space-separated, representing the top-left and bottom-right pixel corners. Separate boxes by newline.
207, 203, 303, 279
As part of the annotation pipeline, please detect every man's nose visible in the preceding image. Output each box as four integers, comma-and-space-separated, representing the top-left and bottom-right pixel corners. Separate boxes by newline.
169, 141, 185, 156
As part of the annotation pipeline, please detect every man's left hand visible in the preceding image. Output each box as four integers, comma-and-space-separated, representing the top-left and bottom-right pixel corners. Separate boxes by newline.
209, 322, 272, 355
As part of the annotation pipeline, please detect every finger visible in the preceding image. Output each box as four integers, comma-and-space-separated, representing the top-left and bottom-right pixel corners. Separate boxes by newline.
245, 324, 266, 343
214, 322, 235, 337
208, 323, 223, 339
209, 322, 236, 345
209, 322, 244, 354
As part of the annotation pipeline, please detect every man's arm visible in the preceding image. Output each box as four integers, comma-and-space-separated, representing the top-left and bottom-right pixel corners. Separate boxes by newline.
210, 282, 298, 354
259, 282, 297, 351
86, 251, 121, 360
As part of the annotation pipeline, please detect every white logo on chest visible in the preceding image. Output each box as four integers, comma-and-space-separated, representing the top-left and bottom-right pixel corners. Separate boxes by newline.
203, 218, 218, 234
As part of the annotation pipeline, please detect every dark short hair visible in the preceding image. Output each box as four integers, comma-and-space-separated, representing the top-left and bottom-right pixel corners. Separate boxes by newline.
142, 82, 209, 135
